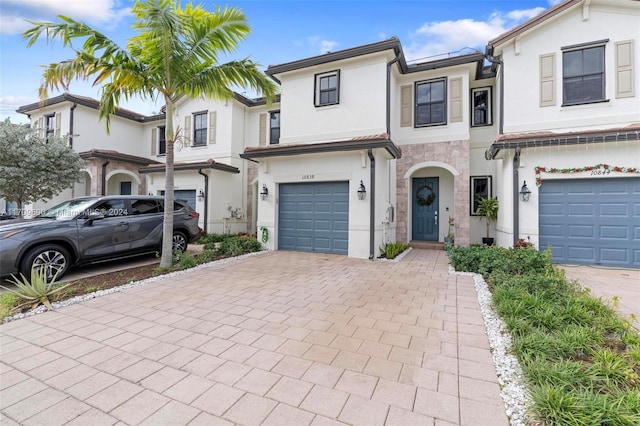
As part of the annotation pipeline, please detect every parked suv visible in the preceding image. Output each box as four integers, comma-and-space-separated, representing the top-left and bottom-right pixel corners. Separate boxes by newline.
0, 196, 202, 281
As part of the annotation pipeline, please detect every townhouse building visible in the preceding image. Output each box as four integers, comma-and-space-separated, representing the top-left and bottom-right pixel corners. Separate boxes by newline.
11, 0, 639, 267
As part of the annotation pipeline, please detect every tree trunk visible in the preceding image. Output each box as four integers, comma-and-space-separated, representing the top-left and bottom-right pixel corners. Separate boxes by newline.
160, 100, 176, 268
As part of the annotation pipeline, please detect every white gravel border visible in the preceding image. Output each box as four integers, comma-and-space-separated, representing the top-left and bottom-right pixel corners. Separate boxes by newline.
376, 246, 413, 262
449, 266, 532, 426
3, 250, 268, 324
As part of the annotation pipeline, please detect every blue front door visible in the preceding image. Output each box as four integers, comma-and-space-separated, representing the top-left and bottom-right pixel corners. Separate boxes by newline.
412, 177, 439, 241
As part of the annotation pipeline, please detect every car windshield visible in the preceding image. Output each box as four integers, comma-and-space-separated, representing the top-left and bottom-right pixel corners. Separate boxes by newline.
37, 199, 98, 221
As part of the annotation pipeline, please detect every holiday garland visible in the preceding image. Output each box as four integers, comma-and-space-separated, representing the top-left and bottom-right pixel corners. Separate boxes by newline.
534, 164, 639, 186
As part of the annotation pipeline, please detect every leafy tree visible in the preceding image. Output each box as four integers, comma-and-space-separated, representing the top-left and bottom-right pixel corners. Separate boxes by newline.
0, 119, 83, 217
23, 0, 278, 267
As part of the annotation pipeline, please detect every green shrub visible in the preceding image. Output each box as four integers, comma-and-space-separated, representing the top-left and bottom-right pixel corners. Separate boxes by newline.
215, 236, 262, 256
197, 233, 227, 245
379, 242, 409, 259
449, 244, 640, 425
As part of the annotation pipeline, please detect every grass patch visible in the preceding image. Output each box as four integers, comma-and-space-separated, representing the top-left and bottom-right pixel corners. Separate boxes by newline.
448, 245, 640, 425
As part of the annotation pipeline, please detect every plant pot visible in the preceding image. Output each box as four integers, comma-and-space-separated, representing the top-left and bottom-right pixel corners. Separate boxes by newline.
482, 237, 494, 246
444, 237, 454, 244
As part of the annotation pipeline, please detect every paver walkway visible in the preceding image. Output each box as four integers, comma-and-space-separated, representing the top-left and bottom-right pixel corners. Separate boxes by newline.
1, 249, 509, 425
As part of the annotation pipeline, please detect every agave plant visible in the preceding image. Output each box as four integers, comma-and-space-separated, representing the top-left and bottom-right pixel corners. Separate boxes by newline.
0, 268, 74, 311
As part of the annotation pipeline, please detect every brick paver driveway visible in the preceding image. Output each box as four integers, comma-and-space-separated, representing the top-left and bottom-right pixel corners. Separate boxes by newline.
1, 250, 508, 425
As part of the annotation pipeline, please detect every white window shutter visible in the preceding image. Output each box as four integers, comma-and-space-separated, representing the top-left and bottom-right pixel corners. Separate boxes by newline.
616, 40, 635, 98
209, 111, 217, 144
540, 53, 556, 106
151, 128, 157, 155
184, 116, 191, 146
400, 85, 412, 127
38, 117, 44, 137
259, 113, 266, 146
55, 112, 62, 137
449, 77, 463, 123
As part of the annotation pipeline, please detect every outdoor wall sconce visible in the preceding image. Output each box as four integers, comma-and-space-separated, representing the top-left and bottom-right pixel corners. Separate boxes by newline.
260, 184, 269, 201
520, 181, 531, 202
357, 181, 366, 200
197, 189, 205, 201
148, 192, 153, 196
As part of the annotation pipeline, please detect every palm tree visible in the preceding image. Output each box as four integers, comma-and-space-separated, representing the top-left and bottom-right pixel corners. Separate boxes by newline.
23, 0, 278, 267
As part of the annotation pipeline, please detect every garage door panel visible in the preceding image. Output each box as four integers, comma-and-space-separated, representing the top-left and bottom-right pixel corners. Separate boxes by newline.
600, 226, 628, 239
568, 225, 594, 238
279, 182, 349, 254
539, 178, 638, 267
600, 248, 629, 263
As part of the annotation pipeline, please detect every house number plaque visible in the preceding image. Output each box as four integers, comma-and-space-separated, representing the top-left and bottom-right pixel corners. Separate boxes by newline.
302, 174, 315, 180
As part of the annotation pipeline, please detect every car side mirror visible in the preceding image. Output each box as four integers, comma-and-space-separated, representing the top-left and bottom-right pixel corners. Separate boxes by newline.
84, 210, 105, 224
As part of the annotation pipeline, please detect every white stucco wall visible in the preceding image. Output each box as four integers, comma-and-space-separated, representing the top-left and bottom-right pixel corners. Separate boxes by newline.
277, 53, 389, 144
497, 1, 640, 134
255, 149, 395, 259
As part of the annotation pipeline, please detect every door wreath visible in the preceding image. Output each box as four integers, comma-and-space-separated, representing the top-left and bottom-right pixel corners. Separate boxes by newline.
416, 184, 436, 206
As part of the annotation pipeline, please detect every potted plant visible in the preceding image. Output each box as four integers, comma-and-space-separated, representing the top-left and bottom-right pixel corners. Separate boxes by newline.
476, 196, 498, 245
443, 217, 455, 249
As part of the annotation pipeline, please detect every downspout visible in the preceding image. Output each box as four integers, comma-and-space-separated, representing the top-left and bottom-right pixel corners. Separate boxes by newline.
386, 55, 400, 136
368, 148, 376, 260
69, 103, 77, 148
484, 53, 504, 135
198, 169, 209, 234
513, 147, 521, 245
101, 160, 110, 195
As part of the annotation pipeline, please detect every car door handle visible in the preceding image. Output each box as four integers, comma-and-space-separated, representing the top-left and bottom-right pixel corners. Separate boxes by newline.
116, 221, 128, 227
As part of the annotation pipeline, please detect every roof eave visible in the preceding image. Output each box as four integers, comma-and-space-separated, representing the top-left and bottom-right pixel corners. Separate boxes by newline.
241, 139, 402, 160
139, 162, 240, 174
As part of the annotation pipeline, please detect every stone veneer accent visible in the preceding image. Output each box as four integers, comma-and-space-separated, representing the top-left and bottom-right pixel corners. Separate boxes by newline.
83, 158, 148, 196
396, 139, 470, 246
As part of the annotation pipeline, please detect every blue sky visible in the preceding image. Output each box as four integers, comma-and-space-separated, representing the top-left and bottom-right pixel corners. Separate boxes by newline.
0, 0, 560, 124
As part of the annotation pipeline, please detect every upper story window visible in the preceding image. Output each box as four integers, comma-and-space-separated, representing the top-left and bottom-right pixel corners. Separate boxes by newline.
158, 126, 166, 155
562, 42, 606, 105
193, 112, 207, 146
270, 111, 280, 145
415, 78, 446, 127
471, 88, 492, 127
45, 114, 55, 142
315, 70, 340, 107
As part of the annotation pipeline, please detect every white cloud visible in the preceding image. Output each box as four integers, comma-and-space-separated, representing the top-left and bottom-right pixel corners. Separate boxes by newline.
0, 0, 131, 34
404, 7, 546, 62
306, 36, 338, 54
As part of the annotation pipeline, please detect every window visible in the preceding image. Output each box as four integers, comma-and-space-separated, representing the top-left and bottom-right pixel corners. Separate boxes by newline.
158, 126, 166, 155
93, 200, 127, 217
193, 112, 207, 146
470, 176, 492, 216
563, 43, 605, 105
415, 79, 446, 127
471, 88, 492, 126
45, 114, 55, 142
130, 199, 162, 215
269, 111, 280, 145
315, 70, 339, 106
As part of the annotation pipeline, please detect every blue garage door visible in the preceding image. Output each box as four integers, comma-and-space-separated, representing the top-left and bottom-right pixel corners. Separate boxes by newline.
160, 190, 196, 210
279, 182, 349, 254
539, 178, 640, 267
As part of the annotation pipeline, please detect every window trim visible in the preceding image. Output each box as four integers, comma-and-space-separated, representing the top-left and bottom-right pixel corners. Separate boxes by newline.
158, 125, 166, 155
470, 176, 492, 216
269, 110, 280, 145
45, 113, 55, 142
471, 87, 492, 127
314, 70, 340, 107
192, 111, 207, 147
414, 78, 447, 128
561, 40, 608, 106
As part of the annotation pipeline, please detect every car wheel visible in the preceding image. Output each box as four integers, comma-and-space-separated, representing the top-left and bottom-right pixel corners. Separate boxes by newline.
20, 244, 71, 282
172, 232, 188, 253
